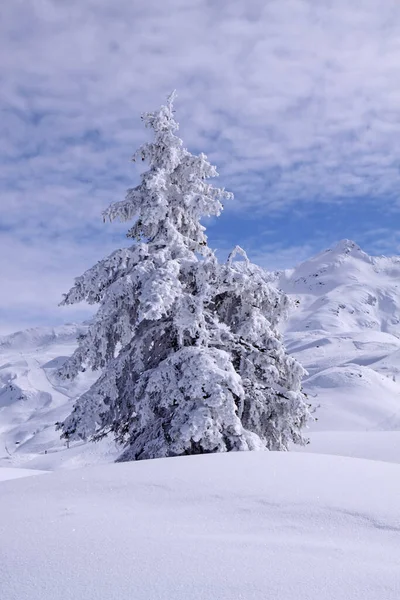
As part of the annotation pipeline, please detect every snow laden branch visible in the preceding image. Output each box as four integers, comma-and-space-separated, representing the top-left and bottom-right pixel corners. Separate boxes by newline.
57, 93, 311, 459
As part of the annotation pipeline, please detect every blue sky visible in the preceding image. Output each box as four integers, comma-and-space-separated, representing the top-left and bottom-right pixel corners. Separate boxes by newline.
2, 0, 400, 333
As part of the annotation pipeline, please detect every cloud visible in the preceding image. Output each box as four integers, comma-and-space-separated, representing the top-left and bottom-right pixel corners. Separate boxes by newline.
2, 0, 400, 329
3, 0, 400, 209
0, 228, 128, 333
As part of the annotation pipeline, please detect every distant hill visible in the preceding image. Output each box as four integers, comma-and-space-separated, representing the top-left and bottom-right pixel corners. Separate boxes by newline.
279, 240, 400, 434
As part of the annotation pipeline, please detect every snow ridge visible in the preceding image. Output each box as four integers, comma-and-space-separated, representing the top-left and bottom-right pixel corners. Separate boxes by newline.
277, 240, 400, 438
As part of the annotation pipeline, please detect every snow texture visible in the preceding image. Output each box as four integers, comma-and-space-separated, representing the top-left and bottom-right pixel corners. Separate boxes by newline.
0, 467, 46, 482
1, 451, 399, 600
279, 240, 400, 440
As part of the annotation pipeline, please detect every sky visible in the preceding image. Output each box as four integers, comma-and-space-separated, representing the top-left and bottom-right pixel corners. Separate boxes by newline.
2, 0, 400, 333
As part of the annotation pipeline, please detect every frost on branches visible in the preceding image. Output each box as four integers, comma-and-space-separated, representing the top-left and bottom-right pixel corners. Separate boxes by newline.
57, 92, 311, 461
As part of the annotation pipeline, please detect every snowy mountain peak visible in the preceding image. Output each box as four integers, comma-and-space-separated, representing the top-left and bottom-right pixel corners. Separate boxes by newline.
294, 239, 372, 281
279, 241, 400, 337
321, 239, 373, 267
328, 239, 365, 257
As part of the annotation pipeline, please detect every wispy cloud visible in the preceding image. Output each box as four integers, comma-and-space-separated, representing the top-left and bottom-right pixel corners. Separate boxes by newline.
358, 229, 400, 256
2, 0, 400, 329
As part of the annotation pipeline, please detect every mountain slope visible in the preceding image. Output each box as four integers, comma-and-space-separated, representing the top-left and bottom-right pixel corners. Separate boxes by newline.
278, 240, 400, 438
0, 325, 120, 467
280, 239, 400, 336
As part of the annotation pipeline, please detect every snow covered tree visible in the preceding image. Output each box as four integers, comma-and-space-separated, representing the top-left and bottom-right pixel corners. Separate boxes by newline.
57, 92, 310, 461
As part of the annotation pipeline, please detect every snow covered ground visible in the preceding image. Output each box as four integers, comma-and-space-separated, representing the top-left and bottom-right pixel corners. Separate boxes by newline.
296, 430, 400, 463
0, 467, 47, 482
1, 451, 399, 600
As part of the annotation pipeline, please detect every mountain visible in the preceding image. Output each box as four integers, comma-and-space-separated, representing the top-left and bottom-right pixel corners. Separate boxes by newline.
277, 240, 400, 459
0, 239, 400, 469
0, 325, 120, 469
279, 239, 400, 336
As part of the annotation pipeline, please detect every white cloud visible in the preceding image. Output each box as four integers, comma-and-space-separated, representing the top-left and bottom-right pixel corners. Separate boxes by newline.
0, 228, 129, 331
2, 0, 400, 208
2, 0, 400, 329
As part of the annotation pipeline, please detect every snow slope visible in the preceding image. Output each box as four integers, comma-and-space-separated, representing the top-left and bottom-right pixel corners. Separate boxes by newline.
279, 239, 400, 336
0, 467, 47, 482
0, 324, 119, 467
1, 451, 399, 600
295, 430, 400, 463
278, 241, 400, 437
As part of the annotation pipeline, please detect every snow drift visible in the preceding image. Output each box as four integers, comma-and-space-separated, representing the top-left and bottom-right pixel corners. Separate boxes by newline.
1, 452, 399, 600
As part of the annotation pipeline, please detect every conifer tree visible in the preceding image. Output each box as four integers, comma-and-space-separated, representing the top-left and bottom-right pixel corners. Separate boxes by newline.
57, 93, 310, 460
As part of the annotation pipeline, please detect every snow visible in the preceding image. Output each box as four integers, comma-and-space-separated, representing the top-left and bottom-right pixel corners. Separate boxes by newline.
279, 239, 400, 336
1, 451, 399, 600
1, 239, 400, 597
0, 324, 98, 464
279, 242, 400, 438
2, 239, 400, 469
0, 467, 47, 482
296, 431, 400, 463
